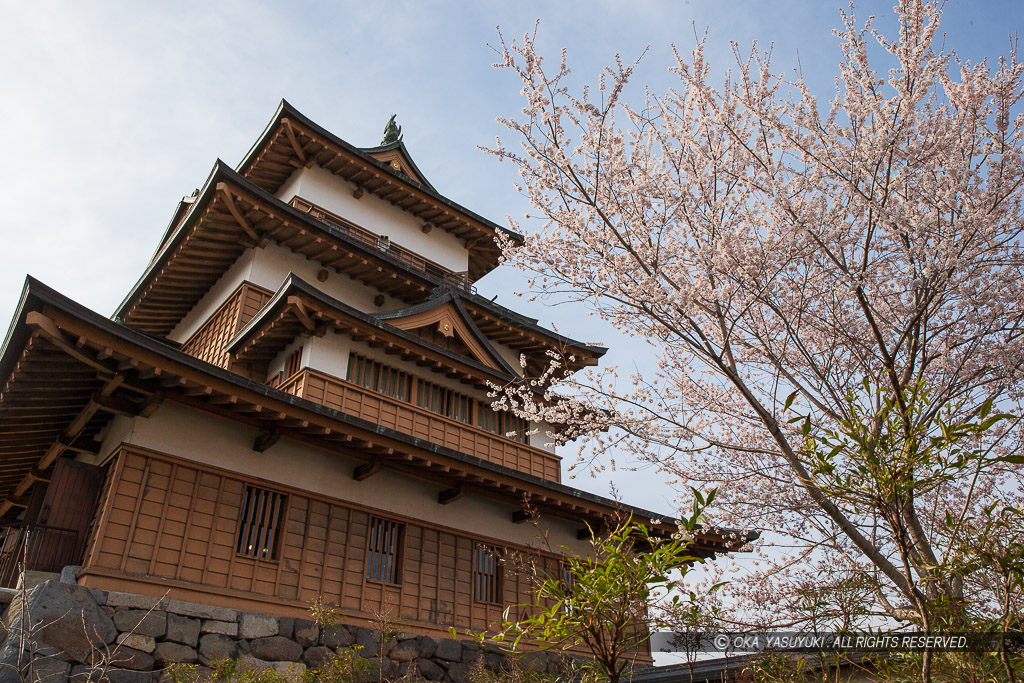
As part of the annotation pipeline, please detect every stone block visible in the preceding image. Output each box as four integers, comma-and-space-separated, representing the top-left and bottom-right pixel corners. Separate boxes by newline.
302, 645, 334, 669
152, 641, 197, 665
267, 660, 306, 683
237, 612, 278, 639
277, 617, 295, 640
417, 635, 437, 659
165, 614, 201, 648
116, 633, 156, 654
166, 600, 237, 622
198, 633, 239, 665
8, 580, 117, 663
60, 565, 82, 585
354, 628, 379, 657
321, 624, 354, 649
69, 664, 152, 683
24, 655, 70, 683
200, 620, 238, 637
113, 609, 167, 638
418, 659, 445, 681
250, 636, 302, 662
237, 655, 306, 683
99, 645, 155, 671
389, 639, 419, 662
294, 621, 319, 648
434, 638, 462, 662
89, 589, 108, 607
106, 592, 168, 611
445, 662, 472, 682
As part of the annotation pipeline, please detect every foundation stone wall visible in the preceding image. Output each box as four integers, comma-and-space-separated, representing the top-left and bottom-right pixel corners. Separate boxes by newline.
0, 579, 570, 683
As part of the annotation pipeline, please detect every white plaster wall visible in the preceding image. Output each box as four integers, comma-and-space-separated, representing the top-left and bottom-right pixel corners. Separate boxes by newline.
247, 242, 401, 313
307, 330, 352, 380
168, 250, 256, 343
529, 420, 558, 454
276, 166, 469, 274
168, 241, 404, 346
119, 402, 588, 554
491, 339, 524, 378
268, 337, 311, 381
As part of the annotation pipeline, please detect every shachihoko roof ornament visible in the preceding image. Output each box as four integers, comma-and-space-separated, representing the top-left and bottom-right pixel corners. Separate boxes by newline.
381, 114, 402, 145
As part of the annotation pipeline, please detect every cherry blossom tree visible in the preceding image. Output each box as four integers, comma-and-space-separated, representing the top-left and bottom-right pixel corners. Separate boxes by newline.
487, 2, 1023, 679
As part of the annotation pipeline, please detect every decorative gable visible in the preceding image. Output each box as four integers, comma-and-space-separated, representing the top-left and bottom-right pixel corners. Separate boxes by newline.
384, 300, 508, 373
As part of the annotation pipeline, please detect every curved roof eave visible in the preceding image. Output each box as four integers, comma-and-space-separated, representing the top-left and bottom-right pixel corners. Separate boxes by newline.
236, 99, 524, 245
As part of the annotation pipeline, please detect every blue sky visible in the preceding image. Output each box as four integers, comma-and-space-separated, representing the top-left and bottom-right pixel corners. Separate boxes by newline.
0, 0, 1019, 509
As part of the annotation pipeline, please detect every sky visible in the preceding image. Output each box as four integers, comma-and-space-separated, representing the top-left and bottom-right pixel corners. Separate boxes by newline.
0, 0, 1020, 514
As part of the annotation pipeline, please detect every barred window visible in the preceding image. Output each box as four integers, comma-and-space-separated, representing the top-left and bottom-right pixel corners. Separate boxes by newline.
347, 354, 412, 401
236, 486, 287, 561
366, 517, 403, 584
285, 348, 303, 377
476, 406, 527, 443
473, 543, 502, 604
417, 381, 473, 424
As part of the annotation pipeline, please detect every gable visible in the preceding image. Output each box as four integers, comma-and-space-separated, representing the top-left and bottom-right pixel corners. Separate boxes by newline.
365, 147, 430, 188
384, 301, 508, 373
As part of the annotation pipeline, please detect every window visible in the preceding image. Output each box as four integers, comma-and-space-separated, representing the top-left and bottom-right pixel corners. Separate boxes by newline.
418, 381, 473, 424
473, 543, 502, 604
476, 406, 527, 443
366, 517, 404, 584
285, 348, 303, 378
236, 486, 287, 561
347, 354, 412, 401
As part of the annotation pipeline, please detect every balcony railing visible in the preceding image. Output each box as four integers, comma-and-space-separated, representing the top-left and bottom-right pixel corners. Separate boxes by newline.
279, 368, 561, 482
0, 523, 82, 589
289, 196, 477, 295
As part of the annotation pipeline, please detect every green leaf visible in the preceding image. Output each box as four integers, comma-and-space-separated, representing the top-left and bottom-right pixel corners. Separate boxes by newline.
784, 391, 798, 411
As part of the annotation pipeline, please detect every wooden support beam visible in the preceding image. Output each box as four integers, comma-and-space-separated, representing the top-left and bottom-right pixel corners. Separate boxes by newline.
138, 391, 165, 418
280, 118, 307, 164
352, 461, 380, 481
26, 312, 112, 375
512, 509, 537, 524
253, 430, 281, 453
438, 487, 464, 505
91, 391, 144, 417
287, 297, 316, 332
216, 183, 259, 243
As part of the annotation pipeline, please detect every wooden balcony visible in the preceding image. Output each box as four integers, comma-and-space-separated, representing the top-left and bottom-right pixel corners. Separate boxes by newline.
180, 281, 274, 369
279, 368, 561, 482
289, 196, 476, 294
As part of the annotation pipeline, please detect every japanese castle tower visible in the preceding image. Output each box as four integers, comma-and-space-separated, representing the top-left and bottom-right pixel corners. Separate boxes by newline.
0, 102, 741, 650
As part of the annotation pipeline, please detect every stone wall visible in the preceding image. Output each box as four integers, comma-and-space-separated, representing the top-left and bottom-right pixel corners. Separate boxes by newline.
0, 580, 570, 683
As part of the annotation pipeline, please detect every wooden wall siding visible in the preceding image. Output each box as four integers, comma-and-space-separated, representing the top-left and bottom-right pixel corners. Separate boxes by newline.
86, 448, 559, 634
285, 368, 560, 482
181, 282, 273, 368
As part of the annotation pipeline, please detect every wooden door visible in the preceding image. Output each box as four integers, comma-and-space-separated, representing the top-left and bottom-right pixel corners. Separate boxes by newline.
33, 458, 105, 571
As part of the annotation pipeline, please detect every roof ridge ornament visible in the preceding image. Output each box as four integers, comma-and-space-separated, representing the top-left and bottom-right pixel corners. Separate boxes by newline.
381, 114, 403, 145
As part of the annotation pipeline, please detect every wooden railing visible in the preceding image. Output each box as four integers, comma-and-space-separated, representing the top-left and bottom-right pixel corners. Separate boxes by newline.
279, 368, 561, 482
289, 196, 476, 294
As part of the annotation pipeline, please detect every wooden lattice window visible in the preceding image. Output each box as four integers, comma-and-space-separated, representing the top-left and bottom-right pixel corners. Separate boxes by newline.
285, 348, 303, 378
236, 486, 287, 561
476, 406, 527, 443
473, 543, 502, 604
366, 517, 403, 584
347, 354, 412, 401
417, 381, 473, 424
